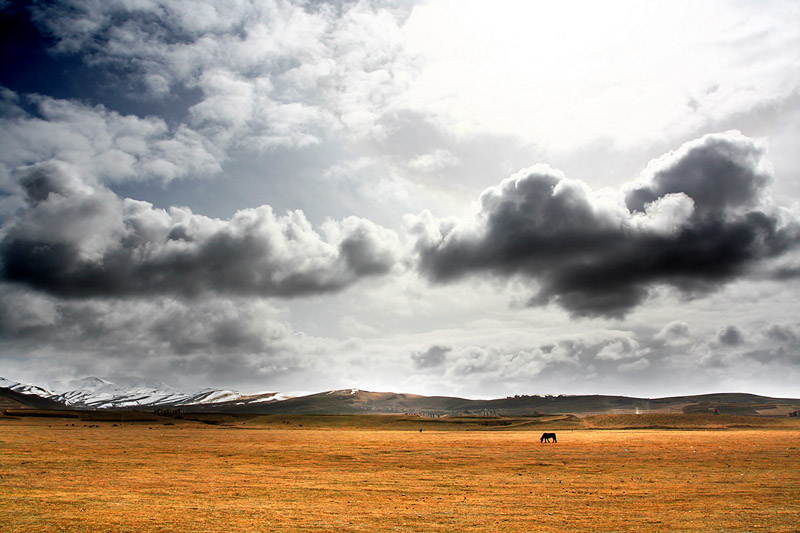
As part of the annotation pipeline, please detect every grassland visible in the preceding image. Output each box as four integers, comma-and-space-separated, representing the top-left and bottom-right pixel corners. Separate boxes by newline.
1, 413, 799, 532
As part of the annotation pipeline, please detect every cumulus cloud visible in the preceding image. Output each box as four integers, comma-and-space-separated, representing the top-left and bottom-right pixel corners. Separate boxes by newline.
411, 132, 800, 318
624, 132, 771, 215
0, 163, 402, 298
411, 345, 451, 369
438, 330, 648, 387
0, 291, 287, 356
716, 325, 745, 347
675, 322, 800, 371
595, 337, 645, 361
763, 323, 797, 344
0, 284, 59, 335
744, 323, 800, 365
149, 299, 291, 356
655, 320, 691, 345
24, 0, 415, 148
0, 284, 307, 388
0, 94, 221, 185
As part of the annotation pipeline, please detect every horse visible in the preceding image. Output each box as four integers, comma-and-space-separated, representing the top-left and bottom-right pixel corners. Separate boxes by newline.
540, 432, 557, 443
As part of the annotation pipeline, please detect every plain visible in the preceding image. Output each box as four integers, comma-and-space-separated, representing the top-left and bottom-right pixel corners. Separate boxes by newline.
1, 413, 799, 532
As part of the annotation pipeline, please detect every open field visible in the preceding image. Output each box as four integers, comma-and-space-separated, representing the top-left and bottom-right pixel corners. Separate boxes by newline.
1, 414, 799, 532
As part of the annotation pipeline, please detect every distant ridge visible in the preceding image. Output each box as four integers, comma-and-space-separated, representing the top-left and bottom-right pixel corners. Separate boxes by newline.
2, 377, 799, 417
187, 388, 800, 417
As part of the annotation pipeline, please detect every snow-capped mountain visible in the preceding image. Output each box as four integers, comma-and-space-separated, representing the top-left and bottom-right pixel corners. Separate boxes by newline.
1, 376, 285, 409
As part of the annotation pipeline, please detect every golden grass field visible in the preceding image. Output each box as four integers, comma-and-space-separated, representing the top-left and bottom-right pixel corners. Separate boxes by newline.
1, 413, 799, 532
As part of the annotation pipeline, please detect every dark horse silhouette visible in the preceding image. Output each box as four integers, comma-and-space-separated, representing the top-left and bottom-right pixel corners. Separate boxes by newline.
540, 432, 557, 443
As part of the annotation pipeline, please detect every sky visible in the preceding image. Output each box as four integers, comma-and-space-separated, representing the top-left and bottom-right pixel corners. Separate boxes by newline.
1, 0, 799, 399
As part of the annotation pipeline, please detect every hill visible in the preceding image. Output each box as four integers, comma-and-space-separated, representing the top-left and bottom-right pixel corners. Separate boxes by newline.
188, 388, 800, 417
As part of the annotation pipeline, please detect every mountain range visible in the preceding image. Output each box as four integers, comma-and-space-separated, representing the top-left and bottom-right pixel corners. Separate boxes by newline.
2, 376, 799, 417
0, 376, 284, 410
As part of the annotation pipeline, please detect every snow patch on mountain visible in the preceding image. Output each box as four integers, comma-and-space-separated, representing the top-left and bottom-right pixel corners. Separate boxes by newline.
209, 392, 289, 406
0, 376, 54, 398
327, 388, 361, 395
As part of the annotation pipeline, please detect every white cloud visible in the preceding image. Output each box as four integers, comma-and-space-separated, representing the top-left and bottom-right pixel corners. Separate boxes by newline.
655, 320, 691, 345
596, 338, 643, 361
26, 1, 800, 158
631, 193, 696, 235
618, 358, 651, 373
407, 149, 461, 173
0, 94, 221, 186
30, 0, 416, 148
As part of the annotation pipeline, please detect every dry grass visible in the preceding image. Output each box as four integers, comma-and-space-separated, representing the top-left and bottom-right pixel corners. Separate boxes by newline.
1, 414, 799, 532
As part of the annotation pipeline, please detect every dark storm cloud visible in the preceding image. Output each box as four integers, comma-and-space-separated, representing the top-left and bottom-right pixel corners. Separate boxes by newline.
624, 133, 770, 215
764, 323, 797, 344
771, 265, 800, 280
412, 132, 800, 318
0, 282, 306, 390
716, 325, 745, 347
743, 323, 800, 365
411, 345, 451, 369
0, 162, 402, 299
147, 300, 290, 356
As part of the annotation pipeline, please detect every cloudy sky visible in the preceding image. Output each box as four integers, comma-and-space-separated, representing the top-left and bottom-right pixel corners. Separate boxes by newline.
1, 0, 799, 398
